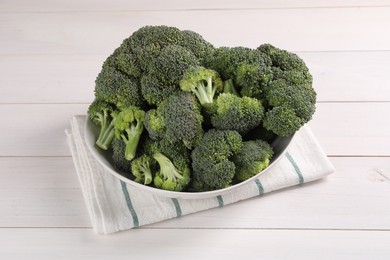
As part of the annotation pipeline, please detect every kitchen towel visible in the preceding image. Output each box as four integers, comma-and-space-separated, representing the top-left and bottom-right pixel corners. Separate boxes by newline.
66, 115, 334, 234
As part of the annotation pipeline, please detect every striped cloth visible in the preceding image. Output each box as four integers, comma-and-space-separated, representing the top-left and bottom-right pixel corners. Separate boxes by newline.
66, 115, 334, 234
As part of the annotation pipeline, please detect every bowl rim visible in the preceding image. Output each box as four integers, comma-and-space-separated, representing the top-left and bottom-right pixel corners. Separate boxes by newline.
84, 118, 295, 199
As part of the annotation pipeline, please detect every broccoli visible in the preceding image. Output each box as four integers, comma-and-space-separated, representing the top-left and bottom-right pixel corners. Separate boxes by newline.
191, 129, 243, 191
131, 154, 155, 185
211, 93, 265, 134
255, 43, 316, 136
94, 64, 144, 109
114, 106, 145, 161
111, 138, 132, 173
223, 79, 240, 96
263, 106, 304, 137
233, 140, 273, 181
265, 79, 316, 122
125, 26, 186, 71
180, 66, 223, 108
258, 44, 311, 78
140, 73, 178, 106
141, 45, 199, 105
236, 61, 273, 99
144, 108, 166, 141
144, 138, 191, 191
207, 47, 269, 81
87, 99, 118, 150
144, 93, 204, 149
180, 30, 215, 66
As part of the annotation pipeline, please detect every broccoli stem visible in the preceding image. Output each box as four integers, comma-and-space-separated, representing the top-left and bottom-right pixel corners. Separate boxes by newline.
223, 79, 240, 96
121, 122, 144, 161
96, 110, 116, 150
153, 153, 183, 182
135, 161, 153, 185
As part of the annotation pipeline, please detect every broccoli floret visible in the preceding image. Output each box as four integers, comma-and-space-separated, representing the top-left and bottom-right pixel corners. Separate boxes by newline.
180, 66, 223, 108
144, 108, 166, 140
131, 154, 155, 185
143, 138, 191, 191
263, 106, 304, 137
153, 153, 191, 191
191, 129, 243, 191
207, 47, 268, 81
211, 93, 265, 134
163, 92, 204, 149
257, 44, 316, 136
258, 43, 313, 83
236, 62, 273, 99
87, 99, 117, 150
266, 79, 316, 122
140, 45, 199, 105
114, 106, 145, 161
181, 30, 215, 66
140, 73, 178, 106
233, 140, 273, 182
94, 65, 144, 109
111, 138, 132, 173
125, 26, 186, 71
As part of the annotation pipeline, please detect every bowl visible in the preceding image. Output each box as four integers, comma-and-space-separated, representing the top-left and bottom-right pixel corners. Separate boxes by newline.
85, 118, 294, 199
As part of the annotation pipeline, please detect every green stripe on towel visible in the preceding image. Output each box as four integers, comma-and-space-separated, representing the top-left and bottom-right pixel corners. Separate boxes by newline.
171, 198, 182, 217
255, 179, 264, 195
120, 181, 139, 227
285, 152, 304, 184
216, 195, 224, 207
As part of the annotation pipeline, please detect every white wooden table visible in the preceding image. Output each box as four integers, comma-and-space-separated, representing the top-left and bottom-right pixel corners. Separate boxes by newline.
1, 1, 390, 259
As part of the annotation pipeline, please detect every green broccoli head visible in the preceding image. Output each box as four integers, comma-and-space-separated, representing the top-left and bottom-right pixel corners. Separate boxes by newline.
207, 47, 268, 81
258, 43, 312, 82
211, 93, 265, 134
233, 140, 274, 181
140, 45, 199, 105
191, 129, 243, 191
263, 106, 304, 137
143, 138, 191, 192
149, 45, 199, 85
257, 43, 316, 136
180, 30, 215, 66
265, 79, 316, 122
236, 62, 273, 99
140, 73, 178, 106
125, 25, 185, 71
114, 106, 145, 161
111, 138, 132, 174
87, 99, 117, 150
144, 108, 166, 141
94, 65, 144, 109
153, 153, 191, 192
163, 92, 204, 149
180, 66, 223, 107
131, 154, 156, 185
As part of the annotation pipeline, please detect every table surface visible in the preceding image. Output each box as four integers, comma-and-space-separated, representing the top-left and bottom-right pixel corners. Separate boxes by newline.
1, 0, 390, 259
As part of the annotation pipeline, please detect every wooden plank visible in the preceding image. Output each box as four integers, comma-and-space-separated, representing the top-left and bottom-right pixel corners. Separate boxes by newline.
0, 157, 389, 229
0, 103, 388, 156
0, 55, 99, 104
1, 0, 389, 12
1, 8, 390, 55
308, 102, 390, 156
1, 52, 389, 104
0, 228, 389, 259
0, 104, 88, 157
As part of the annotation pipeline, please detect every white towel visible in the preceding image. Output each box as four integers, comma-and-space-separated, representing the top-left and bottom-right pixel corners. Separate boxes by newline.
66, 115, 334, 234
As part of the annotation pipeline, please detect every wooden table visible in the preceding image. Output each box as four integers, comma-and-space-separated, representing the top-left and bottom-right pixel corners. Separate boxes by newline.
1, 1, 390, 258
